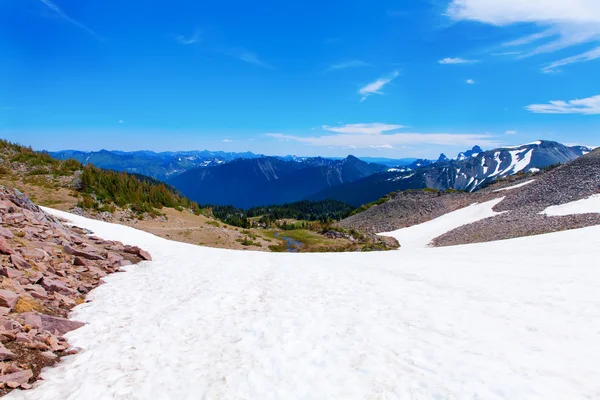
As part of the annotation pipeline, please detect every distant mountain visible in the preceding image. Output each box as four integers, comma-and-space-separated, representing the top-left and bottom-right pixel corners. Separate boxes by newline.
307, 141, 594, 206
50, 149, 263, 181
167, 155, 388, 208
456, 145, 483, 161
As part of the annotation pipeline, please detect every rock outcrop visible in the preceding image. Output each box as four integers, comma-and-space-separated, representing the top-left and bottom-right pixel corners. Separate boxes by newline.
0, 186, 152, 395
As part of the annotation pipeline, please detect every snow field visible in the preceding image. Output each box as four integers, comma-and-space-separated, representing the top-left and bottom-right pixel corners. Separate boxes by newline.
5, 207, 600, 400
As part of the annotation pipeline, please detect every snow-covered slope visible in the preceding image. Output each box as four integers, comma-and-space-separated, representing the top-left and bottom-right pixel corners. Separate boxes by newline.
542, 194, 600, 216
377, 197, 505, 248
8, 208, 600, 400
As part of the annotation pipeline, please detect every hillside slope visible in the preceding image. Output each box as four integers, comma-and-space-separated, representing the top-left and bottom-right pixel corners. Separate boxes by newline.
167, 156, 387, 208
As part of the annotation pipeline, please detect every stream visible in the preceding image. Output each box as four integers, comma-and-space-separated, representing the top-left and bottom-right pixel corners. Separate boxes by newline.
273, 232, 304, 252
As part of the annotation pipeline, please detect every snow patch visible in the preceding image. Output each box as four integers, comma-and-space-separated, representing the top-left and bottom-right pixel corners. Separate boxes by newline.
378, 197, 506, 248
493, 179, 536, 192
541, 194, 600, 217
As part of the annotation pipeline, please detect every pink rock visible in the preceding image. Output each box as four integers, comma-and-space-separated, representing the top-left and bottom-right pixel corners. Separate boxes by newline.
69, 235, 84, 245
124, 245, 152, 261
10, 253, 30, 269
40, 350, 57, 360
0, 344, 15, 361
0, 237, 14, 255
24, 284, 48, 300
20, 313, 42, 330
118, 259, 132, 267
139, 249, 152, 261
39, 314, 85, 336
0, 307, 10, 316
15, 332, 33, 344
73, 256, 88, 266
0, 267, 25, 279
87, 266, 107, 278
0, 369, 33, 384
106, 252, 124, 264
20, 382, 33, 390
40, 277, 77, 296
3, 213, 25, 224
19, 248, 45, 261
63, 245, 104, 261
0, 200, 17, 213
0, 289, 18, 310
0, 227, 13, 239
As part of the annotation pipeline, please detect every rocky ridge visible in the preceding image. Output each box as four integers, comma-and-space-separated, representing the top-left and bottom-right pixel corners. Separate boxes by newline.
343, 148, 600, 246
432, 148, 600, 246
0, 186, 151, 396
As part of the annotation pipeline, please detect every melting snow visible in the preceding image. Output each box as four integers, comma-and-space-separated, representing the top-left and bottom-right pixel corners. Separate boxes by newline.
493, 179, 536, 192
542, 194, 600, 217
377, 197, 506, 248
8, 207, 600, 400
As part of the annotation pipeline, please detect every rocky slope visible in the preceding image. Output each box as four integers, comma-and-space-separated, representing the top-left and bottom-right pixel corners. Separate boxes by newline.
0, 186, 150, 396
432, 148, 600, 246
344, 148, 600, 246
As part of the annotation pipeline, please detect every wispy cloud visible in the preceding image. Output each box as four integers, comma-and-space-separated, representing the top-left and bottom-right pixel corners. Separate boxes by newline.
323, 123, 407, 135
542, 46, 600, 72
492, 51, 522, 56
222, 139, 233, 143
39, 0, 101, 40
267, 123, 500, 149
505, 130, 517, 135
446, 0, 600, 70
226, 48, 272, 68
526, 94, 600, 115
439, 57, 478, 64
326, 60, 371, 72
466, 79, 475, 84
359, 71, 399, 102
118, 120, 124, 124
175, 29, 202, 45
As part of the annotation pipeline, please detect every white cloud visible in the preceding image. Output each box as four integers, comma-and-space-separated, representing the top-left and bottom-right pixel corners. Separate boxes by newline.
322, 123, 406, 135
39, 0, 101, 39
222, 139, 233, 143
525, 94, 600, 114
505, 130, 517, 135
326, 60, 371, 72
466, 79, 475, 84
359, 71, 399, 101
446, 0, 600, 69
439, 57, 478, 64
118, 120, 124, 124
175, 29, 202, 45
492, 51, 522, 56
227, 48, 272, 68
266, 123, 500, 149
542, 46, 600, 72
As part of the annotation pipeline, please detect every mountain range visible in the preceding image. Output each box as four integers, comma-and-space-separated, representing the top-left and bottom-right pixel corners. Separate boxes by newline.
167, 156, 388, 208
307, 141, 594, 206
50, 149, 416, 181
50, 140, 595, 208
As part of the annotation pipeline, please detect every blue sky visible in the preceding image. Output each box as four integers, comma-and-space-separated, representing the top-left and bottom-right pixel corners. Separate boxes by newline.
1, 0, 599, 158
